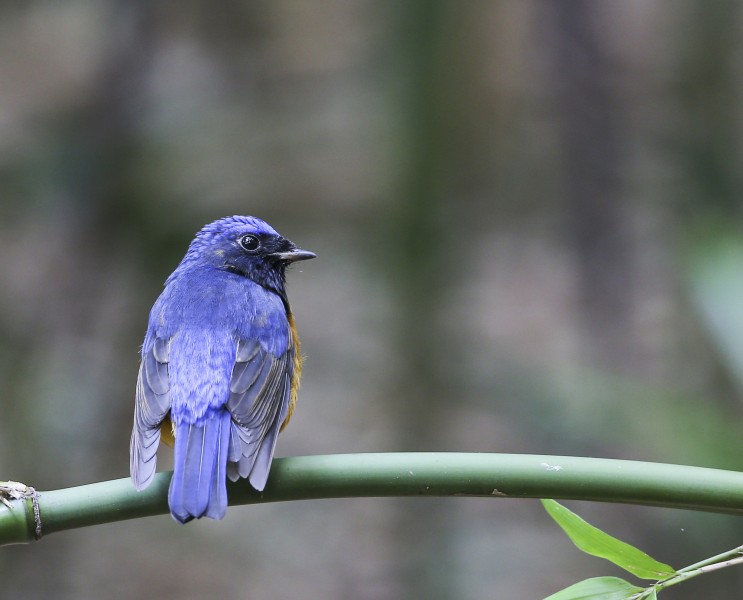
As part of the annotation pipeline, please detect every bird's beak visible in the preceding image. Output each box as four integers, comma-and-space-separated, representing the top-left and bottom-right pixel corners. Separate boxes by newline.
271, 248, 317, 263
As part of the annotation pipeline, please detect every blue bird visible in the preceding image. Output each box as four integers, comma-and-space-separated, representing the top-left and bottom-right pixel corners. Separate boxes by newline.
130, 216, 315, 523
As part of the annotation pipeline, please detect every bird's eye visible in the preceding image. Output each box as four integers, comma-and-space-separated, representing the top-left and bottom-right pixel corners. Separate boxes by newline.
239, 234, 261, 252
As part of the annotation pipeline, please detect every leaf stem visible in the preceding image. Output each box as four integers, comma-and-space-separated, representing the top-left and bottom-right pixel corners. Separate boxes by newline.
652, 547, 743, 594
673, 544, 743, 574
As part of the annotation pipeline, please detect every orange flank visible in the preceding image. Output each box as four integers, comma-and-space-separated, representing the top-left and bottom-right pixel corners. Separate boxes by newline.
281, 311, 303, 431
160, 413, 175, 447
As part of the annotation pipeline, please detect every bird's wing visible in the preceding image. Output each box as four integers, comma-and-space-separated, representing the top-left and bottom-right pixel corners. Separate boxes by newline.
226, 336, 293, 490
130, 335, 171, 490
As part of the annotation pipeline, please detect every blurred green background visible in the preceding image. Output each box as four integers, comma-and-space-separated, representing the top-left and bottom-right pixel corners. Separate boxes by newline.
2, 1, 743, 598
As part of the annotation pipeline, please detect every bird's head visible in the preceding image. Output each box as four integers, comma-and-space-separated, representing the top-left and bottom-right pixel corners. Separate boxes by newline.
176, 216, 315, 297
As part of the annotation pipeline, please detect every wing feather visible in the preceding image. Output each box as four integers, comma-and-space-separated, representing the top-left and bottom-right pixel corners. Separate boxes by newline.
130, 336, 172, 490
248, 373, 291, 489
226, 335, 293, 488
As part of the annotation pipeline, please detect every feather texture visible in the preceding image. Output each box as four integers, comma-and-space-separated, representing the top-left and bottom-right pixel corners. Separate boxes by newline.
129, 216, 313, 522
130, 338, 171, 490
168, 412, 232, 523
226, 341, 292, 487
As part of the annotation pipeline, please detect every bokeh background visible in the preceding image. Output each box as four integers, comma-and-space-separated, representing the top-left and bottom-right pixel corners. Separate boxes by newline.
2, 1, 743, 598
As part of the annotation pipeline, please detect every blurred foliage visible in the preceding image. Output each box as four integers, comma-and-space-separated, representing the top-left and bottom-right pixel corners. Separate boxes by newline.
0, 1, 743, 599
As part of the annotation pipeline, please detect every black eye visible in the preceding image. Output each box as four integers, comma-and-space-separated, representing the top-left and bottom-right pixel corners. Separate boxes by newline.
239, 234, 261, 252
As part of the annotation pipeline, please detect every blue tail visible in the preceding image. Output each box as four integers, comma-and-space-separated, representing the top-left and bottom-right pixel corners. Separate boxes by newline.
168, 411, 232, 523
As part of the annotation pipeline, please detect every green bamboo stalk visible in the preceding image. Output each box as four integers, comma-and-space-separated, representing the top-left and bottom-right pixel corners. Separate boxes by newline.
3, 452, 743, 546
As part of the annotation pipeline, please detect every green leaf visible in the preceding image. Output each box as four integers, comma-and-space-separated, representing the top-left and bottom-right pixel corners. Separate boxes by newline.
542, 499, 675, 580
544, 576, 644, 599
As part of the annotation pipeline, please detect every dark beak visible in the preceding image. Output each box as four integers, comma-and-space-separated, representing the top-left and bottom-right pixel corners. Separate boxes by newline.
271, 247, 316, 263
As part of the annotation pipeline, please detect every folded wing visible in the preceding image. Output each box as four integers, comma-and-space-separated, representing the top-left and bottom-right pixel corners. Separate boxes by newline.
226, 336, 293, 490
130, 336, 171, 490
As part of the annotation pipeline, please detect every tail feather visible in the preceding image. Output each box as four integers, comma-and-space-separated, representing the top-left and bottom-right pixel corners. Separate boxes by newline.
206, 414, 230, 519
168, 412, 231, 523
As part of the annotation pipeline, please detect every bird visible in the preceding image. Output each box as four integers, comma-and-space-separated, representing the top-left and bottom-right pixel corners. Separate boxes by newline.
129, 216, 315, 523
